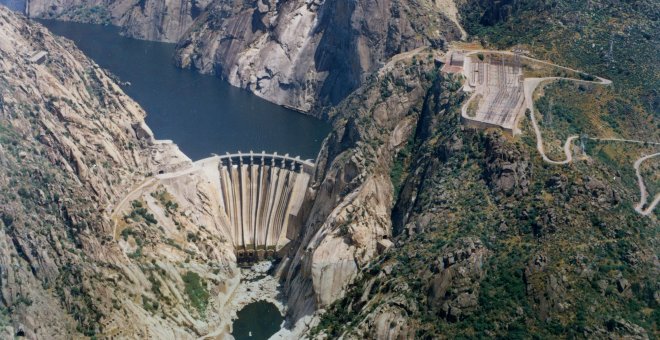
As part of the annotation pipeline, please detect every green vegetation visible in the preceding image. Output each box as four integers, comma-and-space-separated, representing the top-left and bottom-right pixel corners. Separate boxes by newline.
459, 0, 658, 133
638, 159, 659, 199
315, 69, 658, 337
120, 227, 134, 241
0, 102, 108, 336
182, 271, 209, 315
126, 200, 157, 225
61, 5, 112, 25
151, 189, 179, 213
465, 94, 481, 118
142, 295, 159, 313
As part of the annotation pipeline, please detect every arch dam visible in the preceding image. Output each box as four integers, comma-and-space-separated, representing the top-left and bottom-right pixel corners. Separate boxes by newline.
214, 152, 314, 263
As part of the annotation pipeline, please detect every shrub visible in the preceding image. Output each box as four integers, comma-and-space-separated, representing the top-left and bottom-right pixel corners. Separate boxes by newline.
182, 271, 209, 315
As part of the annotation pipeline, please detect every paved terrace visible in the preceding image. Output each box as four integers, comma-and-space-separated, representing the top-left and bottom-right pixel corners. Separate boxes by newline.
460, 52, 525, 134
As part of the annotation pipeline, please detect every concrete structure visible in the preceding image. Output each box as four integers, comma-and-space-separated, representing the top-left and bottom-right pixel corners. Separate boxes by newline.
215, 152, 313, 262
461, 53, 525, 134
28, 51, 47, 64
449, 52, 464, 67
441, 51, 465, 74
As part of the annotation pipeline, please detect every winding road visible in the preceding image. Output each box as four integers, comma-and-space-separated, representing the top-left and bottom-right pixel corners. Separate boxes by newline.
634, 153, 660, 216
110, 177, 157, 240
524, 76, 612, 164
499, 57, 658, 216
524, 76, 660, 216
109, 157, 221, 240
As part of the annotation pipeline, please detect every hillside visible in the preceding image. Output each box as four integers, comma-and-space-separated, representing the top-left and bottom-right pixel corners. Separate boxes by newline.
26, 0, 209, 42
0, 7, 245, 338
305, 1, 659, 338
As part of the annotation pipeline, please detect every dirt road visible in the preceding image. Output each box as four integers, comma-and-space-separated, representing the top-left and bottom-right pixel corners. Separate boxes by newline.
634, 153, 660, 216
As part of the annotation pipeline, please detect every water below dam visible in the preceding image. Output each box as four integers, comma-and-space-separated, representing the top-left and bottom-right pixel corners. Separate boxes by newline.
232, 301, 283, 340
39, 20, 331, 161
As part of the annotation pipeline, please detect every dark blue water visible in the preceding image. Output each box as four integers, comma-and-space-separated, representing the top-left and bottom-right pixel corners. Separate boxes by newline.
39, 20, 330, 161
0, 0, 24, 12
232, 301, 283, 340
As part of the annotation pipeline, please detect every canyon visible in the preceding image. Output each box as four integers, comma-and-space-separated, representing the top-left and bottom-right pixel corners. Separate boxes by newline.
0, 6, 440, 338
27, 0, 210, 42
1, 0, 658, 338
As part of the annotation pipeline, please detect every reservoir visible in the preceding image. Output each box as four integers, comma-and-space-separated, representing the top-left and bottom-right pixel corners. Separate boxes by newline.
39, 20, 331, 161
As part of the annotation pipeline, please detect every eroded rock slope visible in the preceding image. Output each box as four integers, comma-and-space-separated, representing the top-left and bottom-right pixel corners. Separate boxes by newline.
0, 8, 240, 338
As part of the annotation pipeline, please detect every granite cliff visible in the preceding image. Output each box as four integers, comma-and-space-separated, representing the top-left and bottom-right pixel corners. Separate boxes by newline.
27, 0, 210, 42
1, 0, 658, 338
306, 0, 659, 337
174, 0, 464, 113
25, 0, 466, 113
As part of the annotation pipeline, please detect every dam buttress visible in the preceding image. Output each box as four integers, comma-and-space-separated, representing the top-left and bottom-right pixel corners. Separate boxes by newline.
216, 152, 314, 262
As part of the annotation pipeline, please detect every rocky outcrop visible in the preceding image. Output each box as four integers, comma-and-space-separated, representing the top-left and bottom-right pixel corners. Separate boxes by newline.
0, 8, 238, 338
174, 0, 464, 113
428, 238, 489, 322
26, 0, 465, 112
28, 0, 465, 112
483, 131, 531, 196
27, 0, 211, 42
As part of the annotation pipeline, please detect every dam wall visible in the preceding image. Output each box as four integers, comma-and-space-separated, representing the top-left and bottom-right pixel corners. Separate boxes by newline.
216, 152, 313, 262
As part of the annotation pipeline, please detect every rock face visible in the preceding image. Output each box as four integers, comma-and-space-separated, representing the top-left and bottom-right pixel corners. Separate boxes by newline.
26, 0, 465, 112
294, 21, 658, 336
0, 8, 239, 338
27, 0, 211, 42
174, 0, 464, 113
483, 132, 531, 196
428, 238, 489, 322
278, 48, 446, 324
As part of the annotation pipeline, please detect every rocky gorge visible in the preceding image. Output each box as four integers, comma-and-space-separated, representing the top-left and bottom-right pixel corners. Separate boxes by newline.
27, 0, 211, 42
0, 7, 245, 337
1, 0, 659, 338
0, 5, 460, 338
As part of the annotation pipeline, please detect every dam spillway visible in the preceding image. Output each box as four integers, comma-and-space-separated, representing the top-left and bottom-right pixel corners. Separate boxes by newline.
216, 152, 313, 262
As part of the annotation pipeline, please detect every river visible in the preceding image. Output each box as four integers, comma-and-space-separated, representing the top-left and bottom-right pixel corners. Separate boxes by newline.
39, 20, 330, 161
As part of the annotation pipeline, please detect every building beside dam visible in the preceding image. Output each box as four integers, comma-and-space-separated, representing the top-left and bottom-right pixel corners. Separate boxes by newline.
215, 152, 314, 262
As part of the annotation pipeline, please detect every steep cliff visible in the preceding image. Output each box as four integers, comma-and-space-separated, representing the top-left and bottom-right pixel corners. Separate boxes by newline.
0, 8, 240, 338
26, 0, 466, 113
174, 0, 464, 113
266, 49, 445, 330
3, 0, 658, 337
27, 0, 211, 42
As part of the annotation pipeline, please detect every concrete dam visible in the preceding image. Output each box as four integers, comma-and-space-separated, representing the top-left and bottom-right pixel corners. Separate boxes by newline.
215, 152, 314, 262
